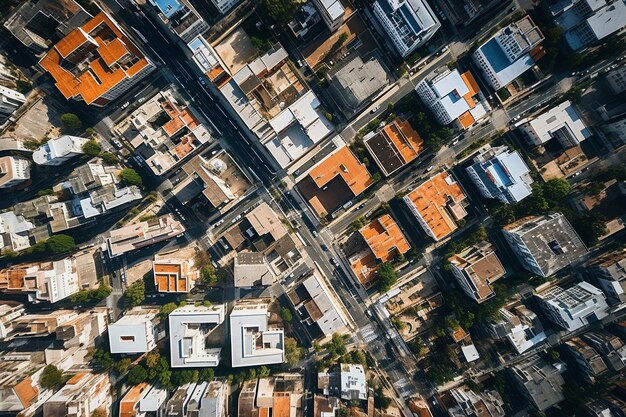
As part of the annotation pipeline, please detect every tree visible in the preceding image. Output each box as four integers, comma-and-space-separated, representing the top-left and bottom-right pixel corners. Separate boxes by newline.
374, 387, 392, 409
280, 307, 293, 322
125, 280, 145, 308
92, 408, 108, 417
100, 152, 118, 165
118, 168, 143, 188
408, 338, 423, 357
92, 348, 115, 371
350, 216, 368, 233
60, 113, 82, 132
548, 350, 560, 360
542, 178, 571, 201
492, 204, 516, 227
40, 365, 64, 389
45, 234, 76, 254
259, 366, 271, 378
145, 350, 161, 369
260, 0, 299, 26
82, 140, 101, 156
572, 213, 607, 246
160, 302, 178, 320
116, 358, 132, 374
199, 368, 215, 382
127, 365, 149, 385
284, 337, 304, 366
377, 263, 397, 292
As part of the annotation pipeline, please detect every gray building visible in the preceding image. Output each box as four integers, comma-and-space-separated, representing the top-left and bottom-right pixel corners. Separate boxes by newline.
501, 213, 587, 277
510, 355, 565, 411
582, 330, 626, 371
588, 249, 626, 305
563, 337, 608, 382
168, 305, 225, 368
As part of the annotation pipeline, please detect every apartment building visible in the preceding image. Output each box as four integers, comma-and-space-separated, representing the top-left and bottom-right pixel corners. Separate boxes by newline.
582, 330, 626, 371
238, 375, 304, 417
0, 156, 31, 189
149, 0, 209, 42
39, 12, 155, 107
606, 65, 626, 94
487, 304, 547, 354
339, 364, 367, 400
449, 241, 506, 303
119, 382, 167, 417
363, 118, 424, 177
169, 305, 225, 368
234, 253, 274, 288
518, 101, 592, 148
466, 146, 533, 204
415, 67, 487, 129
501, 213, 587, 277
188, 35, 230, 85
509, 355, 565, 411
564, 337, 608, 382
108, 307, 160, 354
0, 211, 36, 252
0, 85, 26, 125
43, 373, 112, 417
106, 214, 185, 257
0, 356, 46, 415
373, 0, 441, 57
588, 249, 626, 304
536, 281, 609, 332
153, 254, 199, 293
312, 0, 345, 31
165, 380, 228, 417
0, 301, 25, 339
230, 299, 285, 367
472, 16, 544, 89
403, 171, 468, 241
210, 0, 242, 14
446, 387, 505, 417
32, 135, 89, 166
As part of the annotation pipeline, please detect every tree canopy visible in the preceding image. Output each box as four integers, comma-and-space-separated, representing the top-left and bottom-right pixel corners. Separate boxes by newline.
60, 113, 82, 133
118, 168, 143, 188
284, 337, 304, 366
40, 364, 64, 390
377, 263, 397, 292
126, 365, 148, 385
125, 280, 145, 308
82, 140, 101, 156
259, 0, 299, 26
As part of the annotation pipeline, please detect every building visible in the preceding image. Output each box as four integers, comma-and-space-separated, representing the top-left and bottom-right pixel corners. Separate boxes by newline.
588, 249, 626, 304
598, 115, 626, 150
415, 68, 488, 129
43, 373, 112, 417
188, 35, 230, 85
106, 214, 185, 257
164, 380, 227, 417
606, 65, 626, 94
0, 156, 30, 189
169, 304, 225, 368
39, 12, 155, 107
0, 211, 37, 252
536, 281, 609, 331
3, 0, 92, 53
32, 135, 89, 166
509, 355, 565, 411
114, 87, 214, 176
486, 304, 547, 354
230, 299, 285, 367
363, 118, 424, 177
0, 301, 25, 340
199, 380, 228, 417
472, 16, 544, 90
238, 375, 304, 417
518, 101, 592, 148
466, 146, 533, 204
119, 382, 167, 417
328, 54, 389, 119
446, 387, 505, 417
314, 395, 339, 417
0, 255, 97, 304
339, 364, 367, 400
108, 307, 160, 354
372, 0, 441, 57
551, 0, 626, 51
210, 0, 241, 14
563, 337, 608, 382
286, 271, 349, 340
403, 171, 468, 241
234, 253, 274, 288
0, 85, 26, 125
0, 355, 46, 415
312, 0, 345, 31
153, 254, 199, 293
149, 0, 209, 42
448, 241, 506, 303
501, 213, 587, 277
582, 330, 626, 371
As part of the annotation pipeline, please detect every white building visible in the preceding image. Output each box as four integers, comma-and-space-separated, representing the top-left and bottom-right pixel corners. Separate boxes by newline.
188, 35, 229, 83
340, 364, 367, 400
43, 373, 112, 417
312, 0, 345, 31
466, 146, 533, 204
415, 68, 488, 129
209, 0, 241, 14
32, 135, 89, 166
518, 101, 592, 148
0, 85, 26, 124
230, 300, 285, 367
0, 156, 30, 189
373, 0, 441, 58
149, 0, 209, 42
588, 249, 626, 305
472, 16, 544, 90
552, 0, 626, 51
536, 281, 609, 331
119, 383, 167, 417
0, 211, 35, 252
169, 304, 225, 368
606, 65, 626, 94
9, 258, 81, 304
108, 307, 160, 354
502, 213, 587, 277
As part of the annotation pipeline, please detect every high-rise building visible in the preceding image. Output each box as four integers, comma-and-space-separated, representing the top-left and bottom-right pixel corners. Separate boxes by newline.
509, 355, 565, 411
149, 0, 209, 42
588, 249, 626, 304
536, 282, 609, 331
0, 156, 30, 189
0, 86, 26, 125
448, 241, 506, 303
518, 101, 592, 148
312, 0, 345, 31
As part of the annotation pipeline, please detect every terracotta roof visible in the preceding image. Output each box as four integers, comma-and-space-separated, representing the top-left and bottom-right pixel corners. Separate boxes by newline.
350, 250, 378, 287
39, 12, 152, 106
364, 118, 423, 176
273, 393, 291, 417
458, 111, 475, 129
404, 171, 467, 241
359, 214, 410, 262
153, 259, 194, 293
14, 377, 38, 408
461, 71, 480, 96
120, 383, 148, 417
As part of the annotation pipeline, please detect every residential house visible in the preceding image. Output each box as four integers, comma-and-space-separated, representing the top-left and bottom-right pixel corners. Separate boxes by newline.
108, 307, 160, 354
119, 382, 167, 417
169, 304, 225, 367
363, 118, 424, 177
153, 254, 200, 293
448, 241, 506, 303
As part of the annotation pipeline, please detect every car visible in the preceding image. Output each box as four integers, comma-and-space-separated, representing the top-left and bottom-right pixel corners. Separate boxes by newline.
425, 165, 434, 172
137, 97, 146, 104
312, 230, 319, 238
198, 76, 207, 85
370, 105, 380, 114
330, 258, 338, 266
113, 139, 123, 148
355, 203, 366, 210
120, 102, 130, 110
510, 6, 517, 12
320, 244, 328, 251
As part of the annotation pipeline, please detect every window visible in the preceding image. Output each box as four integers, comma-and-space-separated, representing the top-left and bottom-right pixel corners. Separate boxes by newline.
120, 335, 136, 342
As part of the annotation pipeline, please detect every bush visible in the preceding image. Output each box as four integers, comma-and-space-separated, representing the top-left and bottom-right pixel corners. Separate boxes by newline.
125, 280, 145, 308
60, 113, 82, 133
82, 140, 101, 156
377, 263, 397, 292
100, 152, 118, 165
324, 112, 333, 122
118, 168, 143, 187
280, 307, 293, 322
126, 365, 148, 385
40, 364, 64, 389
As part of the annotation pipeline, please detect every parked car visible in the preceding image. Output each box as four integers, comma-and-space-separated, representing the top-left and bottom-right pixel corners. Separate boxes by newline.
370, 105, 380, 114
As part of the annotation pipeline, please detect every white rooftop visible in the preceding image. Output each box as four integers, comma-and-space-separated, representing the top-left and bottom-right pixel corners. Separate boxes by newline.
461, 344, 480, 362
320, 0, 345, 19
169, 305, 225, 368
108, 308, 159, 354
188, 35, 224, 75
32, 135, 88, 165
523, 100, 592, 145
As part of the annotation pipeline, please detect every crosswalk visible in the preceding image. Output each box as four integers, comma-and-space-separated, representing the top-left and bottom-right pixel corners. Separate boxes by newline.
360, 324, 378, 343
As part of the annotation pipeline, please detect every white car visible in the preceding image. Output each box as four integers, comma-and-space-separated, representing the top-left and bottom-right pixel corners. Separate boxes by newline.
120, 102, 130, 110
113, 139, 123, 148
370, 105, 380, 114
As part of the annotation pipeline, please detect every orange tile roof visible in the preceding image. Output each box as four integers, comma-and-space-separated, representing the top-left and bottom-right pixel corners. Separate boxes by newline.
273, 394, 291, 417
120, 383, 148, 417
382, 119, 424, 164
404, 171, 467, 241
153, 260, 194, 293
14, 377, 38, 409
461, 71, 480, 97
66, 373, 86, 385
458, 111, 475, 129
350, 251, 378, 287
39, 12, 152, 106
360, 214, 410, 262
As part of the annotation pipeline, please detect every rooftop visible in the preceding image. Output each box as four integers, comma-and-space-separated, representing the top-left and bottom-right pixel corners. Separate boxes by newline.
364, 118, 424, 176
360, 214, 410, 262
449, 241, 506, 302
106, 214, 185, 257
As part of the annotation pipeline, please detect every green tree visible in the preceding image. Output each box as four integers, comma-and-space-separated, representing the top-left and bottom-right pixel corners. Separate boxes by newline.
548, 350, 560, 360
572, 213, 607, 246
199, 368, 215, 382
92, 349, 115, 371
377, 263, 397, 292
60, 113, 82, 132
100, 152, 118, 165
82, 140, 101, 156
127, 365, 148, 385
259, 366, 271, 378
44, 234, 76, 254
116, 358, 132, 374
408, 338, 423, 357
350, 216, 368, 233
284, 337, 304, 366
118, 168, 143, 188
160, 302, 179, 320
125, 280, 145, 308
145, 350, 161, 369
15, 80, 32, 94
260, 0, 299, 26
374, 387, 392, 409
280, 307, 293, 322
40, 364, 64, 389
542, 178, 571, 201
